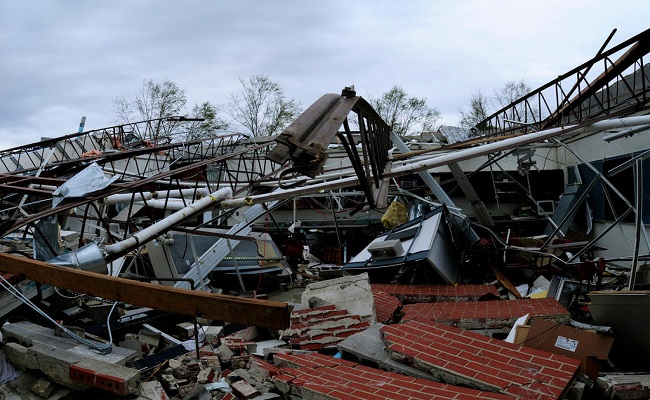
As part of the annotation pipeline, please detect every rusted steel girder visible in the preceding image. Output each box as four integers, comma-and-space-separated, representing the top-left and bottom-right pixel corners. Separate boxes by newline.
266, 87, 391, 208
473, 28, 650, 139
0, 141, 276, 238
0, 252, 291, 330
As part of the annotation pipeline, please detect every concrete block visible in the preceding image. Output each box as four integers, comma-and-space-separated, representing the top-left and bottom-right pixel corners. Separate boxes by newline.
29, 377, 57, 398
300, 273, 375, 323
0, 370, 71, 400
3, 342, 37, 371
26, 343, 88, 391
118, 338, 143, 359
231, 379, 260, 399
202, 326, 223, 344
139, 381, 170, 400
3, 321, 136, 365
176, 322, 195, 338
196, 367, 214, 384
596, 373, 650, 400
217, 343, 234, 361
178, 382, 209, 399
247, 340, 286, 357
69, 358, 140, 395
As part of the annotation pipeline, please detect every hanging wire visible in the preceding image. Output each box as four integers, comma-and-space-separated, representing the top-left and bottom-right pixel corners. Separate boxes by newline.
0, 275, 117, 354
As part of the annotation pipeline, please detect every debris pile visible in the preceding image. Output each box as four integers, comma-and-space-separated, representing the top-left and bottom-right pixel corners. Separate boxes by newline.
1, 273, 642, 399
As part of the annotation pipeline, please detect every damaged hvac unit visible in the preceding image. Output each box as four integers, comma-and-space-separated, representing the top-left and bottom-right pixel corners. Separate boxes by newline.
367, 240, 404, 260
344, 206, 458, 284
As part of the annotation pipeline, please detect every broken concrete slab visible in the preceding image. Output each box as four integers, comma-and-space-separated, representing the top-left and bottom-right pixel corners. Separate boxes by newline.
69, 358, 141, 395
299, 273, 375, 323
2, 321, 136, 365
401, 297, 569, 330
381, 320, 581, 399
5, 341, 90, 391
2, 321, 139, 394
0, 370, 71, 400
272, 352, 511, 399
247, 340, 287, 357
372, 283, 500, 303
596, 373, 650, 400
337, 323, 435, 380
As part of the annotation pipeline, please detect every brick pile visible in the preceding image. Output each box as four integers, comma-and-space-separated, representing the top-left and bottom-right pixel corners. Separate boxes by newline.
402, 297, 569, 329
381, 320, 581, 399
272, 352, 511, 399
286, 305, 371, 351
372, 283, 500, 303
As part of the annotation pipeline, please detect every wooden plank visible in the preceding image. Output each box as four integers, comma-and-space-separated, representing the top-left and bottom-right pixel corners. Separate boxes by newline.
0, 253, 290, 330
488, 261, 523, 299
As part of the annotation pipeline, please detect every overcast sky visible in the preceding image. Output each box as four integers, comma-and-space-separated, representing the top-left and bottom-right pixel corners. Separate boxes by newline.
1, 1, 648, 149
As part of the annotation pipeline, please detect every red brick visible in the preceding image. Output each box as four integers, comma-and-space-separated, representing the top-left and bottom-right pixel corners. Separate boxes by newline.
380, 320, 580, 399
530, 355, 564, 370
273, 353, 512, 399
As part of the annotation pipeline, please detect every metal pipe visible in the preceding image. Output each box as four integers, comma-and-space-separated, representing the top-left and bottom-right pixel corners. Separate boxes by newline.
154, 188, 210, 198
101, 192, 155, 205
102, 188, 211, 206
387, 116, 650, 177
134, 199, 188, 210
629, 158, 643, 290
218, 116, 650, 210
104, 188, 233, 255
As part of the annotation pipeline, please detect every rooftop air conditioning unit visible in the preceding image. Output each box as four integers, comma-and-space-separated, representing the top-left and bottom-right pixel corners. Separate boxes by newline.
368, 239, 404, 260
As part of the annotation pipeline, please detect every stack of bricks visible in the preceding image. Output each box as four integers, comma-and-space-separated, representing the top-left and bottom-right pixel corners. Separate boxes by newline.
381, 320, 581, 399
272, 352, 511, 400
372, 283, 500, 303
286, 305, 371, 351
402, 297, 569, 329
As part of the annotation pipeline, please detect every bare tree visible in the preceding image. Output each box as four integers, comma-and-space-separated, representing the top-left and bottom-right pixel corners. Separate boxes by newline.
459, 91, 490, 132
494, 79, 535, 124
494, 79, 531, 108
227, 75, 301, 137
369, 85, 441, 136
114, 79, 187, 141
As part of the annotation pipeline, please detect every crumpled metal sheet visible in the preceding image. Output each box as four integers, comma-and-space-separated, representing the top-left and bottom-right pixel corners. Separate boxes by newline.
52, 162, 118, 206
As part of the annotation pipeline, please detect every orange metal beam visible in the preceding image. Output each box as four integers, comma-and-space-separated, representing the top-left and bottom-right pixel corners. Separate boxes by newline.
0, 253, 291, 330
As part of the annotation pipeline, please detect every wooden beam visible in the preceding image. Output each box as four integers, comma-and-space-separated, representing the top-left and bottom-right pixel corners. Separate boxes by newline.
0, 253, 291, 330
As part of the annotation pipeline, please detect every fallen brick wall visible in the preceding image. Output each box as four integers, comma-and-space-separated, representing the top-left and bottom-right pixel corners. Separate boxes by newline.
272, 352, 512, 399
285, 305, 371, 351
402, 297, 569, 329
372, 284, 499, 303
381, 320, 581, 399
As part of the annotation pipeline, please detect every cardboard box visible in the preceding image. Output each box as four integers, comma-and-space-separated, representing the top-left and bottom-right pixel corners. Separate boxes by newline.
514, 324, 530, 345
524, 318, 614, 379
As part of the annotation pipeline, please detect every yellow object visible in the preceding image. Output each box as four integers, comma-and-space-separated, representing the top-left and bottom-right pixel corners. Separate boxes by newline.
529, 290, 548, 299
381, 201, 408, 229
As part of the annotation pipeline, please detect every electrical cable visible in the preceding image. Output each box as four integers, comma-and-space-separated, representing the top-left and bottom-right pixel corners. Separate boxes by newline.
0, 275, 117, 354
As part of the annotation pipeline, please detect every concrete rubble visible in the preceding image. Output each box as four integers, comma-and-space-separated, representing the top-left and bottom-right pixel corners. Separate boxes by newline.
0, 272, 634, 399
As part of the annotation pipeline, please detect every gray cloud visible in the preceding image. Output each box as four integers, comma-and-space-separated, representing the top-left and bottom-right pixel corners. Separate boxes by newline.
1, 0, 648, 148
